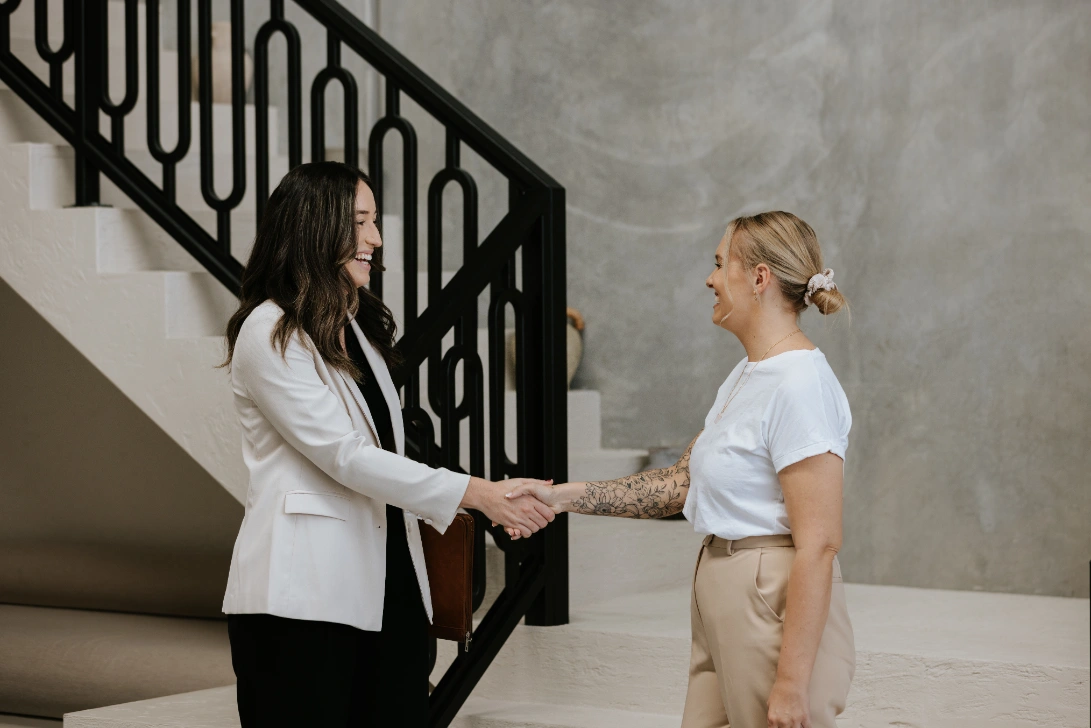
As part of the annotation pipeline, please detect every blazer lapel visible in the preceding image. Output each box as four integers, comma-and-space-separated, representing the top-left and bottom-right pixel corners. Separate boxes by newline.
349, 320, 405, 456
334, 352, 380, 447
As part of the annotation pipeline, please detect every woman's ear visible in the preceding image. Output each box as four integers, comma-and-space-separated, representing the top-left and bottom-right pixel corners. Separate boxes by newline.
752, 263, 773, 295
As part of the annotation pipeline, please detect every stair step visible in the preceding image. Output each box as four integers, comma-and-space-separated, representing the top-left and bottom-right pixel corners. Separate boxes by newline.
1, 605, 231, 721
162, 271, 238, 339
569, 448, 648, 482
95, 208, 206, 274
1, 142, 247, 498
9, 0, 153, 50
64, 686, 237, 728
25, 142, 290, 226
5, 39, 180, 111
0, 89, 277, 157
0, 715, 58, 727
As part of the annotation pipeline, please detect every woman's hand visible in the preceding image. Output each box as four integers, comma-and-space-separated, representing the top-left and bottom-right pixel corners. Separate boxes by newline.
766, 678, 810, 728
502, 482, 577, 539
460, 477, 557, 537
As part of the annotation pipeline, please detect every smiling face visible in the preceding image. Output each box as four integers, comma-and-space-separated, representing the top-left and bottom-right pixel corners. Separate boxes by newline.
705, 230, 760, 332
346, 180, 382, 288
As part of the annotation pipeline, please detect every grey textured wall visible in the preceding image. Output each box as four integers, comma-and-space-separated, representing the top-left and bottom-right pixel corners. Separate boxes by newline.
379, 1, 1091, 597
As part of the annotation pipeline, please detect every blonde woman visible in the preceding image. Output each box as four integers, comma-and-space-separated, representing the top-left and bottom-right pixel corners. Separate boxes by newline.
508, 211, 855, 728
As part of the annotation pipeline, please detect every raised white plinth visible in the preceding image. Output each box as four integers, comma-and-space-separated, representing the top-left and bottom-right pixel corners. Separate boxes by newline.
63, 574, 1089, 728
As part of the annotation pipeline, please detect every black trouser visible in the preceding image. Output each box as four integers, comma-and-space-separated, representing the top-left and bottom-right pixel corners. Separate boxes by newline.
228, 506, 429, 727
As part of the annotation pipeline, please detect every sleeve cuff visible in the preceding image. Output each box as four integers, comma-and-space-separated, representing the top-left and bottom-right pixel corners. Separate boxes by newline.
773, 441, 844, 473
427, 471, 472, 534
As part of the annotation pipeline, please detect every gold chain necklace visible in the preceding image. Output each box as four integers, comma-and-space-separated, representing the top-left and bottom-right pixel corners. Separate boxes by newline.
714, 329, 802, 423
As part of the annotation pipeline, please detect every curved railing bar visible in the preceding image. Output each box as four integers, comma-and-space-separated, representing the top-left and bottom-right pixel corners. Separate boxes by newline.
309, 31, 358, 167
253, 11, 302, 219
146, 0, 191, 202
440, 345, 485, 475
393, 191, 546, 379
402, 404, 437, 469
197, 0, 247, 251
0, 0, 22, 55
292, 0, 562, 191
99, 0, 138, 153
488, 287, 525, 480
440, 345, 486, 611
34, 0, 72, 96
367, 84, 418, 314
426, 142, 478, 418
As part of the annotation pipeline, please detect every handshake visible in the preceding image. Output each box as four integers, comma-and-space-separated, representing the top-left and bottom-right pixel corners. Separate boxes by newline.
460, 476, 570, 540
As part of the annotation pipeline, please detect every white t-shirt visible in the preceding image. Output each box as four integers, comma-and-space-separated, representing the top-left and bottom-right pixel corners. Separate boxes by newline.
684, 348, 851, 540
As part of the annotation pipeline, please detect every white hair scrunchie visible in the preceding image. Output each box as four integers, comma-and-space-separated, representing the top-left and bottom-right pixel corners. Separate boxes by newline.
804, 268, 836, 306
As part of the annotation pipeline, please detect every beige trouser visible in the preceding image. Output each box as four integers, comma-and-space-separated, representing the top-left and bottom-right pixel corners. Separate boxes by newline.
681, 535, 855, 728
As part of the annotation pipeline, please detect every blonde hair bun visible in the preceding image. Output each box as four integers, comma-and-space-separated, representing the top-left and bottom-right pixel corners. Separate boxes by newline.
727, 211, 848, 316
809, 287, 846, 315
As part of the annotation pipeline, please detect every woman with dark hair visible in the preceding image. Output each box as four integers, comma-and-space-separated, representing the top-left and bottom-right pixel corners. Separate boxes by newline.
221, 161, 554, 727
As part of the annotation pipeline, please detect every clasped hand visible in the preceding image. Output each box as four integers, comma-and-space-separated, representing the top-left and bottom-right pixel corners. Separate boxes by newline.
499, 481, 567, 540
461, 476, 560, 538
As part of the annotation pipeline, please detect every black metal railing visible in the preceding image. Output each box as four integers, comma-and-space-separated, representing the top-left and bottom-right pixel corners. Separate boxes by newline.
0, 0, 567, 723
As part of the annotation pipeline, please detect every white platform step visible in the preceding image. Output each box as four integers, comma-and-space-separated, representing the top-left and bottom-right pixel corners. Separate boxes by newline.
62, 689, 676, 728
452, 698, 676, 728
61, 578, 1090, 728
449, 582, 1090, 726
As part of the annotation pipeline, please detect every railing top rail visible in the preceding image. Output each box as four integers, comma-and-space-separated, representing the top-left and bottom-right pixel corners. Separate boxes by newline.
292, 0, 563, 191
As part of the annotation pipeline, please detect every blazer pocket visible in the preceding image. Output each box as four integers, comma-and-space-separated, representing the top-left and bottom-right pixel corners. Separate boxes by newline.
284, 491, 352, 521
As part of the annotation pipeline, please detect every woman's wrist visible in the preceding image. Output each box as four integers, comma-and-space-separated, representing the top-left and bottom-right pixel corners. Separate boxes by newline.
460, 476, 490, 511
550, 482, 585, 513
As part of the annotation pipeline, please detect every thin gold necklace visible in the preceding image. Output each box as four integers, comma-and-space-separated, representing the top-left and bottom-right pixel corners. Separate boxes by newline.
714, 329, 802, 423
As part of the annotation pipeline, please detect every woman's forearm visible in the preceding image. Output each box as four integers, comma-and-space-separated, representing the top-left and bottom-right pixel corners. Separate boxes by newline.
554, 470, 686, 518
775, 547, 836, 690
552, 435, 698, 518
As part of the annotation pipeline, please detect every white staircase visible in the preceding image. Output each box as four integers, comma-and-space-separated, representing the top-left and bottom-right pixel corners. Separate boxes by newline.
0, 0, 647, 504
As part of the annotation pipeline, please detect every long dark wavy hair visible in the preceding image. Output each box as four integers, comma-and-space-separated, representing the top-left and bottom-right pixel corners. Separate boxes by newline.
222, 161, 401, 378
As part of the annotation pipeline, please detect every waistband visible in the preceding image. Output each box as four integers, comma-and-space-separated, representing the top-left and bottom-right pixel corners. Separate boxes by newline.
703, 534, 794, 554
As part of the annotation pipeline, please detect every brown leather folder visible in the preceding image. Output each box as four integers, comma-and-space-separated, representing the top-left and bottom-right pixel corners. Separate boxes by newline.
421, 512, 474, 648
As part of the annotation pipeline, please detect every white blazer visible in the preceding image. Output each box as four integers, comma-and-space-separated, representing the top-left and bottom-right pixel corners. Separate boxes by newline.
222, 301, 470, 631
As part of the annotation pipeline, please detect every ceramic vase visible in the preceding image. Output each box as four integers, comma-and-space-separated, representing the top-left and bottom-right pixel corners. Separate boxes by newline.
506, 307, 584, 389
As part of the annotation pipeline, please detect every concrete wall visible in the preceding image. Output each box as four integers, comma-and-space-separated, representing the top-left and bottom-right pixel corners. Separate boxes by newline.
376, 1, 1091, 597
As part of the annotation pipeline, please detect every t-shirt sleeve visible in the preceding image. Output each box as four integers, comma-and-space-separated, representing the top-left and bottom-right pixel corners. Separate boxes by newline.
762, 367, 846, 473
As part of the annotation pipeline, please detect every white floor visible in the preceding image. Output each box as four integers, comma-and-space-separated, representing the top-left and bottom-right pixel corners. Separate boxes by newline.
65, 567, 1089, 727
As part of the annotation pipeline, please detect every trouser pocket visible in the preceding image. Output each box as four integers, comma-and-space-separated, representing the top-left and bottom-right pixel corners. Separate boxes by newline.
752, 547, 791, 623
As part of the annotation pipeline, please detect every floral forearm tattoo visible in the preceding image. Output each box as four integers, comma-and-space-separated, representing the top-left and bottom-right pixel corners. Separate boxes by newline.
570, 433, 700, 519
